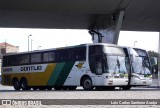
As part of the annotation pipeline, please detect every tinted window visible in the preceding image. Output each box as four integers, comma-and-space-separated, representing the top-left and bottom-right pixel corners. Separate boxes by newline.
43, 51, 56, 62
11, 55, 19, 66
31, 53, 42, 63
3, 55, 19, 66
89, 45, 103, 74
3, 56, 8, 66
72, 47, 86, 61
19, 54, 30, 64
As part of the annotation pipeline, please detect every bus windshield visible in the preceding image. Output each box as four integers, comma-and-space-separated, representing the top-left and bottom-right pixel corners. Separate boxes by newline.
132, 56, 151, 74
106, 55, 128, 74
132, 48, 151, 75
103, 47, 128, 74
89, 45, 129, 75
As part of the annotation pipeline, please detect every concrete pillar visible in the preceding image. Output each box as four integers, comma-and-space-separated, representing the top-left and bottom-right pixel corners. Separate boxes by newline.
158, 32, 160, 87
113, 11, 124, 44
89, 10, 124, 44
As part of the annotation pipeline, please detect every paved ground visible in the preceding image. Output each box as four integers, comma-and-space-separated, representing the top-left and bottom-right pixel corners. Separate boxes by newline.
0, 84, 160, 108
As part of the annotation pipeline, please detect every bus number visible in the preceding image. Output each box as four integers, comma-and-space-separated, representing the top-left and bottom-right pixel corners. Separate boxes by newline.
3, 68, 13, 73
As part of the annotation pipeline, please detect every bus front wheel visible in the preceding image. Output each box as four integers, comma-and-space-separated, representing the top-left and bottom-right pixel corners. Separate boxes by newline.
82, 77, 93, 90
12, 78, 21, 90
20, 78, 31, 90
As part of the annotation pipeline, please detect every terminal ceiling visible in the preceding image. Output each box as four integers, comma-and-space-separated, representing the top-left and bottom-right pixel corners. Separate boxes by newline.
0, 0, 160, 31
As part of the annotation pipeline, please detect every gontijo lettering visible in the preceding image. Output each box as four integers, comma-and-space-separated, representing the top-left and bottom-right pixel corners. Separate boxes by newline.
21, 66, 42, 71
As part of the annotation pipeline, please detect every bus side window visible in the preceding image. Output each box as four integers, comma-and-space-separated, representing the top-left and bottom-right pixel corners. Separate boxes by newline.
31, 53, 42, 63
73, 47, 86, 61
62, 50, 69, 62
43, 51, 56, 62
56, 49, 70, 62
11, 55, 19, 66
3, 56, 8, 67
19, 54, 30, 65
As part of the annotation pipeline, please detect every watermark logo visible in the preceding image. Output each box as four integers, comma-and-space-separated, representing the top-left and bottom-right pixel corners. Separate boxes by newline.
1, 100, 42, 106
2, 100, 11, 105
1, 99, 159, 106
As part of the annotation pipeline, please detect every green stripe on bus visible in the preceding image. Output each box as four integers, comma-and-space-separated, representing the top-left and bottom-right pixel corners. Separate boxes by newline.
47, 63, 65, 85
54, 62, 75, 86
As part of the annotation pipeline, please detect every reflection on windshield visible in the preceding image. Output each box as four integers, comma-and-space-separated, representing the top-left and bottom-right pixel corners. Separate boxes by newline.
107, 55, 128, 74
132, 57, 151, 74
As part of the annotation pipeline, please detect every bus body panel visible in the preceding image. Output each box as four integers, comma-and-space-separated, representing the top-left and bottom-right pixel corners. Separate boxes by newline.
2, 63, 53, 86
2, 61, 86, 87
130, 78, 152, 86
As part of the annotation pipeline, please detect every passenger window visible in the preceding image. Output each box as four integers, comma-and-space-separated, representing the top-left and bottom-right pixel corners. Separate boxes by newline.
19, 55, 30, 64
43, 52, 55, 62
73, 48, 86, 61
31, 53, 42, 63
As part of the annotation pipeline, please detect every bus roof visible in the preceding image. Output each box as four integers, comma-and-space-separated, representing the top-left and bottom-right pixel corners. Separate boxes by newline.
2, 43, 119, 56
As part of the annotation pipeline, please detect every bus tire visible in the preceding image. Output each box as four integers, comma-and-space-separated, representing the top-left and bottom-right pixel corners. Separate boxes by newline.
122, 86, 131, 90
82, 77, 93, 90
20, 78, 31, 90
68, 86, 77, 90
12, 78, 21, 90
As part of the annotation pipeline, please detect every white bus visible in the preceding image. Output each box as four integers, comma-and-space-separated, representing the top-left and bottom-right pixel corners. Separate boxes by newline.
121, 47, 157, 90
1, 43, 156, 90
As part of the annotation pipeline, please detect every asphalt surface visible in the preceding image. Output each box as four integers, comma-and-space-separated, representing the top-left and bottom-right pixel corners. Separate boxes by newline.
0, 84, 160, 108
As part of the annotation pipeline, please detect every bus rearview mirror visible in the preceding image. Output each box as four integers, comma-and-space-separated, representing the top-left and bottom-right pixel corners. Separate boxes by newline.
150, 57, 157, 66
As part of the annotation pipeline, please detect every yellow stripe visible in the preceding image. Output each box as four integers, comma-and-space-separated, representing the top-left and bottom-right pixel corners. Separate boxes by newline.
29, 63, 56, 86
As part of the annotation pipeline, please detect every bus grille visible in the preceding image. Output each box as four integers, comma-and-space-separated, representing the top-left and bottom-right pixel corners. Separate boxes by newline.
4, 75, 11, 85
